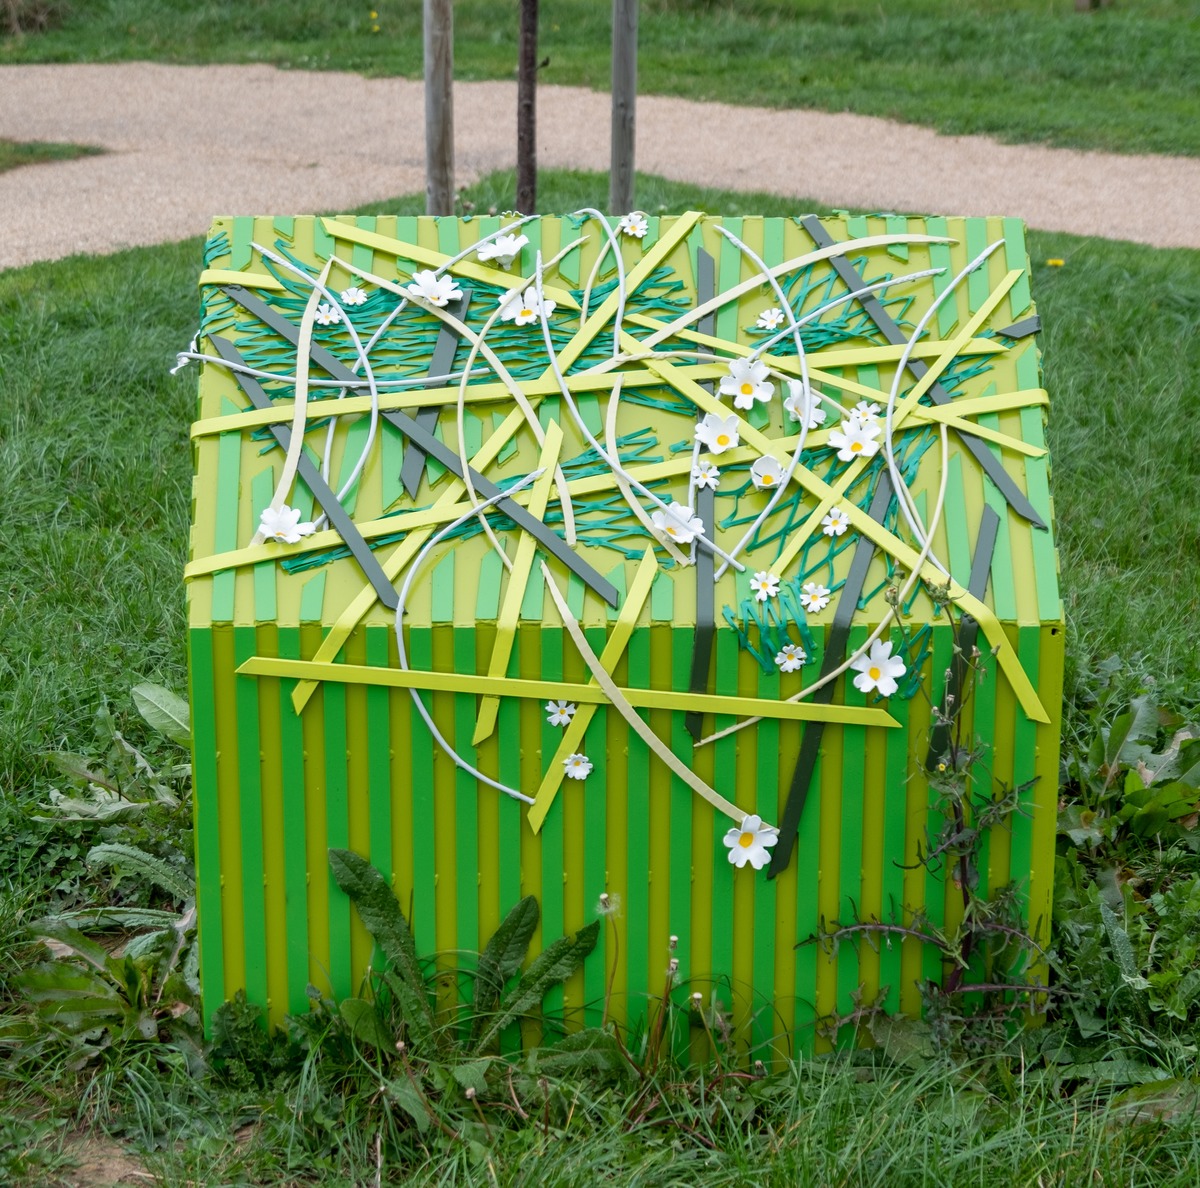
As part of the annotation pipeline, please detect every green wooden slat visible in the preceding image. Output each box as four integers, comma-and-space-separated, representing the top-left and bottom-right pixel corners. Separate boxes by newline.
537, 397, 561, 433
886, 215, 909, 261
493, 412, 518, 465
566, 573, 586, 620
497, 688, 523, 1055
970, 627, 999, 903
925, 217, 959, 339
845, 215, 869, 242
189, 630, 225, 1031
576, 394, 603, 435
312, 217, 335, 263
272, 216, 295, 242
942, 454, 973, 588
520, 565, 545, 621
716, 218, 743, 345
335, 417, 371, 516
231, 216, 254, 270
366, 627, 393, 886
251, 470, 277, 622
233, 627, 267, 1009
211, 414, 242, 623
605, 562, 628, 622
454, 628, 480, 991
711, 630, 738, 1020
762, 217, 785, 273
583, 624, 608, 1026
1017, 350, 1061, 623
299, 571, 326, 622
624, 627, 651, 1027
475, 551, 505, 620
394, 217, 419, 267
651, 570, 674, 621
1002, 218, 1031, 319
290, 445, 319, 521
880, 693, 909, 1014
407, 628, 438, 956
431, 549, 455, 622
966, 219, 991, 315
978, 411, 1018, 623
277, 628, 311, 1016
1009, 628, 1041, 917
324, 673, 352, 1000
923, 626, 955, 988
354, 215, 377, 274
752, 661, 780, 1061
836, 625, 866, 1034
539, 628, 566, 1023
669, 626, 694, 1062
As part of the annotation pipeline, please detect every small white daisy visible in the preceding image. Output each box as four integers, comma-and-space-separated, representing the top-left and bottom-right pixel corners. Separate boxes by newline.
756, 307, 786, 331
692, 459, 721, 490
775, 643, 807, 673
258, 504, 317, 544
546, 700, 577, 727
799, 582, 832, 612
821, 507, 851, 537
314, 302, 341, 326
564, 752, 593, 780
749, 571, 780, 602
340, 286, 368, 306
617, 212, 650, 238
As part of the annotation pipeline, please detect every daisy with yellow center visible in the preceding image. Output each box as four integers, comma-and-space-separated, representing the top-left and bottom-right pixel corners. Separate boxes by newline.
719, 358, 774, 411
650, 501, 705, 544
749, 570, 780, 602
829, 417, 882, 463
850, 639, 907, 697
563, 752, 594, 780
695, 412, 741, 455
821, 507, 850, 537
722, 814, 778, 870
775, 643, 807, 673
750, 455, 783, 491
799, 582, 831, 612
498, 286, 556, 326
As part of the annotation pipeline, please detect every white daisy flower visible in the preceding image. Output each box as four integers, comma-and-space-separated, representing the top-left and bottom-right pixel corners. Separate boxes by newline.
722, 814, 778, 870
750, 455, 784, 491
258, 504, 317, 544
775, 643, 807, 673
749, 571, 780, 602
651, 501, 705, 545
783, 379, 828, 429
564, 752, 594, 780
340, 286, 368, 306
694, 412, 740, 455
850, 640, 907, 698
498, 286, 556, 325
829, 417, 882, 463
546, 700, 577, 727
756, 307, 786, 331
852, 400, 882, 423
692, 459, 721, 490
617, 212, 649, 238
799, 582, 831, 612
314, 302, 341, 326
719, 357, 774, 411
405, 269, 463, 308
821, 507, 851, 537
475, 232, 529, 267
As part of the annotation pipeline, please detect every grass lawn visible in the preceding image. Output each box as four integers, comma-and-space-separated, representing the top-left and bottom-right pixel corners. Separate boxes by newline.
0, 138, 101, 173
2, 1, 1199, 156
1, 170, 1199, 1184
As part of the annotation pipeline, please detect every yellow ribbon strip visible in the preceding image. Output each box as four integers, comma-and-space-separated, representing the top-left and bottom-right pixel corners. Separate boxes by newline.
240, 655, 901, 728
526, 549, 659, 833
318, 218, 581, 310
199, 269, 286, 291
472, 423, 564, 744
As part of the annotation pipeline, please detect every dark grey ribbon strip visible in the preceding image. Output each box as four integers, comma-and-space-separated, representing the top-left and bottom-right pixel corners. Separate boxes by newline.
797, 217, 1046, 530
767, 473, 894, 879
208, 334, 400, 611
686, 247, 718, 741
995, 315, 1041, 339
925, 504, 1000, 768
222, 285, 620, 608
399, 288, 472, 499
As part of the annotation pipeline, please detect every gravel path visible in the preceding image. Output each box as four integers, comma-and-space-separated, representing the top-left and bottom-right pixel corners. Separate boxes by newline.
2, 61, 1198, 270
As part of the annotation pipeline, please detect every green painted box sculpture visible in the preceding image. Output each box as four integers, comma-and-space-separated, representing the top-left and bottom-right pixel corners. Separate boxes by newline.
185, 211, 1062, 1056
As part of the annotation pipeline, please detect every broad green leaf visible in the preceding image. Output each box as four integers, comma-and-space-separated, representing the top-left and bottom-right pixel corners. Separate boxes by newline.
381, 971, 437, 1053
529, 1028, 628, 1079
87, 843, 194, 901
328, 849, 435, 1033
472, 896, 539, 1037
30, 921, 122, 979
132, 682, 192, 746
385, 1076, 431, 1134
451, 1058, 492, 1096
339, 997, 394, 1050
475, 920, 600, 1053
41, 751, 118, 789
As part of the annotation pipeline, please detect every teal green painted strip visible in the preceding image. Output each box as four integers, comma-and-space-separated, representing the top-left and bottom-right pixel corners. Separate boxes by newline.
923, 626, 954, 988
251, 469, 277, 623
880, 694, 909, 1014
651, 570, 674, 621
711, 631, 738, 1016
539, 628, 566, 1022
886, 215, 909, 261
566, 573, 586, 620
1009, 628, 1041, 915
576, 394, 603, 435
493, 412, 518, 465
519, 220, 541, 285
624, 627, 651, 1027
454, 628, 480, 992
763, 218, 785, 272
497, 688, 523, 1055
334, 417, 370, 516
605, 562, 627, 622
431, 550, 455, 623
537, 397, 560, 433
966, 219, 990, 315
970, 626, 998, 902
793, 624, 823, 1056
846, 215, 869, 242
324, 674, 352, 1000
475, 551, 505, 620
366, 627, 393, 886
520, 565, 544, 621
395, 217, 419, 268
751, 661, 780, 1060
925, 216, 958, 338
299, 571, 327, 623
1002, 218, 1031, 318
942, 454, 973, 587
211, 425, 242, 623
354, 216, 377, 275
272, 216, 294, 242
233, 627, 267, 1009
437, 219, 460, 262
837, 626, 866, 1034
408, 629, 437, 956
669, 627, 694, 1062
189, 631, 225, 1031
978, 417, 1018, 622
312, 217, 334, 262
231, 217, 254, 270
277, 628, 310, 1016
716, 217, 743, 344
461, 411, 483, 460
583, 624, 609, 1027
557, 223, 580, 285
381, 420, 405, 510
1017, 350, 1061, 623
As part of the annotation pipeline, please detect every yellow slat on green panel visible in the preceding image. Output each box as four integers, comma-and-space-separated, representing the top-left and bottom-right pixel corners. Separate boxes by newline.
343, 633, 373, 982
751, 659, 780, 1062
709, 631, 739, 1017
582, 623, 609, 1027
538, 626, 566, 1025
213, 628, 246, 1004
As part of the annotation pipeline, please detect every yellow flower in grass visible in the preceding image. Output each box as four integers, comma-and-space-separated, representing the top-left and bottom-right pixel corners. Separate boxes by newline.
723, 815, 778, 870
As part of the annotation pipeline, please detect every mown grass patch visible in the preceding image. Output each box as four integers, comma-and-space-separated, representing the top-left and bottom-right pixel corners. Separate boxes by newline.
0, 138, 101, 173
